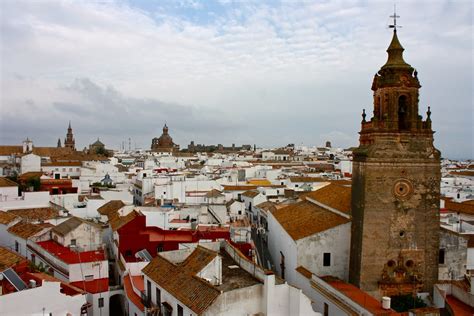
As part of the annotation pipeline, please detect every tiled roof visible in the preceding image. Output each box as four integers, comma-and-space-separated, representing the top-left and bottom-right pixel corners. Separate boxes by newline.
52, 217, 99, 236
7, 221, 48, 239
142, 246, 220, 314
0, 246, 27, 270
124, 275, 145, 311
205, 189, 224, 198
241, 190, 260, 198
302, 183, 351, 214
222, 185, 257, 191
0, 145, 22, 156
255, 201, 277, 214
445, 200, 474, 215
97, 200, 125, 216
18, 172, 44, 180
450, 171, 474, 177
0, 177, 18, 187
271, 200, 350, 240
247, 179, 271, 186
0, 211, 20, 225
323, 276, 398, 315
295, 266, 312, 279
8, 207, 59, 221
289, 176, 326, 183
110, 210, 139, 231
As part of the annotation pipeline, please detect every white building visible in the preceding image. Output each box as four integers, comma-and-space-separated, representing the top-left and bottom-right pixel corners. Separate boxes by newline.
142, 241, 319, 316
20, 153, 41, 174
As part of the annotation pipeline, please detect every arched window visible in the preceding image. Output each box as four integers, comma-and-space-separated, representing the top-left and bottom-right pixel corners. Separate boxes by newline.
398, 95, 409, 130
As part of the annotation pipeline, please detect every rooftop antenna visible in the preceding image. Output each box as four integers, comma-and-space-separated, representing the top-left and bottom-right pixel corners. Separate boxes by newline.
389, 4, 402, 31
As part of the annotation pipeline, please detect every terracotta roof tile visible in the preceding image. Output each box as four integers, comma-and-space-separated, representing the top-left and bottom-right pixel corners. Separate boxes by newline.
0, 177, 19, 187
7, 221, 49, 239
222, 185, 257, 191
110, 210, 139, 231
241, 190, 260, 198
289, 177, 326, 183
52, 217, 100, 236
295, 266, 312, 279
8, 207, 59, 221
97, 200, 125, 216
302, 183, 351, 214
271, 200, 350, 240
255, 201, 277, 214
0, 211, 20, 225
0, 246, 27, 270
445, 200, 474, 215
142, 246, 220, 314
205, 189, 224, 198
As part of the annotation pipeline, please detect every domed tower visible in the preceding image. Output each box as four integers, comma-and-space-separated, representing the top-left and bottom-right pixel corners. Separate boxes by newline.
349, 17, 440, 298
151, 124, 180, 152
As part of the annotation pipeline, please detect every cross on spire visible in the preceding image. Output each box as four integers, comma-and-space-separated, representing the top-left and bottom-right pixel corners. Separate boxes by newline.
389, 4, 401, 32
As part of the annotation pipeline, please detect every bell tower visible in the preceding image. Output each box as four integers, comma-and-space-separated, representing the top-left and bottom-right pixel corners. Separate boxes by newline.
349, 13, 441, 298
64, 121, 76, 150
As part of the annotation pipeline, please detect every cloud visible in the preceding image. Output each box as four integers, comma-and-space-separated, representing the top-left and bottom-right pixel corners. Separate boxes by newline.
0, 0, 472, 158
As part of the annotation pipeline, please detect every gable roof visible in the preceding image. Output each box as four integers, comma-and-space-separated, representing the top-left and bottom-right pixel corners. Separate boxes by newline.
0, 177, 18, 187
97, 200, 125, 216
7, 221, 49, 239
52, 217, 100, 236
0, 246, 26, 270
142, 246, 220, 314
255, 201, 277, 214
289, 176, 326, 183
8, 207, 59, 222
241, 190, 260, 198
0, 211, 20, 225
271, 200, 350, 240
302, 183, 351, 214
110, 210, 139, 231
205, 189, 224, 198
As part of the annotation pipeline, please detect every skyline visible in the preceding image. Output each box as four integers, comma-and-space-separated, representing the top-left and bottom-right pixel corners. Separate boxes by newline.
1, 0, 472, 159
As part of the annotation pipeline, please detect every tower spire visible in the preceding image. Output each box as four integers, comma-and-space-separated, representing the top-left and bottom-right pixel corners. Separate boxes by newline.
389, 4, 401, 32
383, 7, 410, 69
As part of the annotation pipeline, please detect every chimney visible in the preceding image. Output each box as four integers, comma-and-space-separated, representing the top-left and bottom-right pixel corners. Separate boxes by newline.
382, 296, 391, 309
29, 279, 37, 288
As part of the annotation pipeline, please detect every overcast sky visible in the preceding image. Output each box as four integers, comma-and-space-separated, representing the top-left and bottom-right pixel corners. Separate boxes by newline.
0, 0, 472, 158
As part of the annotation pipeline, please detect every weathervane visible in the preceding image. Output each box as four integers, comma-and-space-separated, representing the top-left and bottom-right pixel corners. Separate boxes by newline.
389, 4, 402, 31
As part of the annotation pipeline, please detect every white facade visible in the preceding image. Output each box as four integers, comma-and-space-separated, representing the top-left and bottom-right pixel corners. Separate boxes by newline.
20, 153, 41, 174
0, 281, 86, 316
267, 211, 351, 284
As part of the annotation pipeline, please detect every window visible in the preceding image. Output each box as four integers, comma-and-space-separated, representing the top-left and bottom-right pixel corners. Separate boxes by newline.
324, 303, 329, 316
15, 241, 19, 252
71, 239, 76, 246
55, 173, 60, 179
157, 244, 164, 253
439, 249, 446, 264
76, 168, 80, 172
323, 253, 331, 267
295, 184, 299, 188
147, 280, 151, 302
69, 168, 72, 172
156, 287, 161, 306
125, 250, 132, 257
85, 275, 93, 281
177, 304, 183, 316
55, 168, 59, 171
238, 211, 242, 215
31, 254, 36, 264
98, 297, 104, 308
62, 168, 66, 172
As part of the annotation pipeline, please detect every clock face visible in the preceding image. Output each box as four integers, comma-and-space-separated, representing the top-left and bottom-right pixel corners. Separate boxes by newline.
393, 179, 414, 199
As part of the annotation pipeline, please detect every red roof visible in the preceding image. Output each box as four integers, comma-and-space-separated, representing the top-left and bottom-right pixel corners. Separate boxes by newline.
446, 295, 474, 316
70, 278, 109, 294
36, 240, 105, 264
124, 275, 145, 311
325, 278, 399, 315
